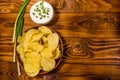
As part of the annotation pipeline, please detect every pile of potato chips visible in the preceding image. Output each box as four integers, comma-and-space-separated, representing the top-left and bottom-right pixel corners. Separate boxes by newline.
16, 26, 61, 77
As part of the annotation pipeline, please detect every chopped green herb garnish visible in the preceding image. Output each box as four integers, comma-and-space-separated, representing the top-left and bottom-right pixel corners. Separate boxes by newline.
32, 1, 50, 20
43, 15, 46, 18
36, 16, 38, 18
36, 7, 39, 10
38, 10, 40, 12
34, 9, 36, 12
36, 5, 38, 7
39, 12, 41, 15
36, 10, 39, 12
32, 12, 35, 15
40, 1, 44, 5
40, 17, 42, 19
41, 5, 44, 9
46, 12, 49, 15
47, 9, 50, 12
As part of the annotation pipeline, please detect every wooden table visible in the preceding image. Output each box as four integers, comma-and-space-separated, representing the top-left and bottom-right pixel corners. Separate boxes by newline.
0, 0, 120, 80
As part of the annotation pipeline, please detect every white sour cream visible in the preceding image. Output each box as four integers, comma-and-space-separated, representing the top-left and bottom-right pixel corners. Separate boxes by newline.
30, 1, 54, 24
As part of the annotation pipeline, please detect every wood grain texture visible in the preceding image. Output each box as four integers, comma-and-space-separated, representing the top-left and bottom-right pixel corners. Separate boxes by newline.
0, 0, 120, 80
0, 0, 120, 13
0, 13, 120, 38
0, 61, 120, 80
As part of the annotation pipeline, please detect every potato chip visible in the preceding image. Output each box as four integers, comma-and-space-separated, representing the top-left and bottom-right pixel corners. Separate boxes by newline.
48, 33, 59, 51
41, 36, 48, 47
28, 42, 44, 53
42, 36, 48, 43
38, 26, 52, 35
26, 70, 40, 77
40, 48, 53, 58
41, 57, 55, 71
25, 29, 39, 42
35, 44, 44, 53
17, 32, 26, 43
19, 54, 26, 62
16, 44, 26, 62
25, 52, 40, 59
26, 58, 40, 64
24, 52, 41, 77
22, 42, 29, 52
24, 61, 41, 77
31, 32, 43, 42
16, 43, 24, 54
52, 45, 61, 59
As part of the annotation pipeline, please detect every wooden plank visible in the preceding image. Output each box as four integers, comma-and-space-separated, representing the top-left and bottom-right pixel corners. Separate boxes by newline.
1, 37, 120, 64
62, 37, 120, 63
0, 13, 120, 37
0, 0, 120, 13
55, 63, 120, 80
0, 0, 23, 13
0, 61, 43, 80
0, 13, 120, 62
0, 61, 120, 80
0, 0, 120, 79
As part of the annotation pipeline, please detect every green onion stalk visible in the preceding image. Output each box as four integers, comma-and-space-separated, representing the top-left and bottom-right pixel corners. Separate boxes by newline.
13, 0, 30, 62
